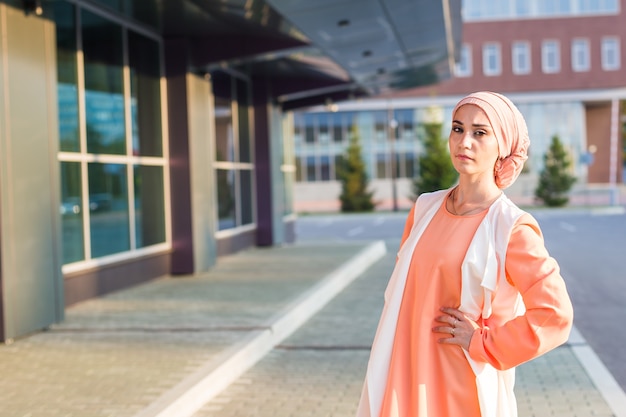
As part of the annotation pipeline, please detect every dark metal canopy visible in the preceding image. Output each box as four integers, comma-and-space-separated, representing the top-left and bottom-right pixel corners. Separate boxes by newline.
78, 0, 462, 110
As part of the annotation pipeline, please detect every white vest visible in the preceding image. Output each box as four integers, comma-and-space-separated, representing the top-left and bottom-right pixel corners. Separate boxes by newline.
356, 189, 526, 417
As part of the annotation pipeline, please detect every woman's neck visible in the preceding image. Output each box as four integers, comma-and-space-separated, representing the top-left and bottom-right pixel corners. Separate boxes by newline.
448, 184, 502, 216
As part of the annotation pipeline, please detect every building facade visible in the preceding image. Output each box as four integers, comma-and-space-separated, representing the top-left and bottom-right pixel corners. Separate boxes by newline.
294, 0, 626, 212
0, 0, 459, 341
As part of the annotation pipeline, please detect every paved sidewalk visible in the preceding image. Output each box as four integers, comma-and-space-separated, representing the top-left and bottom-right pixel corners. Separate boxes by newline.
191, 241, 621, 417
0, 239, 623, 417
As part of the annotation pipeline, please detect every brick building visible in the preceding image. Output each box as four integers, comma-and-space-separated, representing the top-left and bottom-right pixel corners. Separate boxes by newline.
293, 0, 625, 212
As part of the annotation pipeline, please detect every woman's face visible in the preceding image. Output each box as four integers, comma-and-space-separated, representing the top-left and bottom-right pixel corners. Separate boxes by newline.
448, 104, 500, 183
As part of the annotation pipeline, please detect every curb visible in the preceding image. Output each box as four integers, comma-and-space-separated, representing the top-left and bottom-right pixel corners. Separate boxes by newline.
569, 326, 626, 417
134, 240, 387, 417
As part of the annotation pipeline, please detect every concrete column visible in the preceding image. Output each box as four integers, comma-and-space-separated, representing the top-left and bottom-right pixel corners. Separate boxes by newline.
0, 5, 64, 341
252, 78, 285, 246
187, 73, 217, 271
164, 39, 195, 274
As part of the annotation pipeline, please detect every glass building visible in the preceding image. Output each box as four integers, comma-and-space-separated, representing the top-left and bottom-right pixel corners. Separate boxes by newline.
0, 0, 459, 341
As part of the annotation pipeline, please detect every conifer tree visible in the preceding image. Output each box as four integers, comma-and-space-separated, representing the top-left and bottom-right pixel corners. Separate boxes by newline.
337, 128, 375, 212
535, 135, 577, 207
412, 122, 458, 198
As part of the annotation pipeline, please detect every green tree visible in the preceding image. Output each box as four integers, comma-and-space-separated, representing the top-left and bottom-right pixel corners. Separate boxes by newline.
535, 135, 577, 207
337, 128, 375, 212
412, 122, 458, 198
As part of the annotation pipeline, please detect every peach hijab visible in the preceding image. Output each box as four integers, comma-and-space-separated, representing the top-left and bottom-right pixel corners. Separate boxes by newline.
452, 91, 530, 189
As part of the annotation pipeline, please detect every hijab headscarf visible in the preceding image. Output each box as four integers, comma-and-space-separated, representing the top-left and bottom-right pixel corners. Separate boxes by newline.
452, 91, 530, 189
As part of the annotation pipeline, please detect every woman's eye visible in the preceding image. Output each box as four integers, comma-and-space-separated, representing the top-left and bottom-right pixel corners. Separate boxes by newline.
474, 130, 486, 136
452, 126, 463, 133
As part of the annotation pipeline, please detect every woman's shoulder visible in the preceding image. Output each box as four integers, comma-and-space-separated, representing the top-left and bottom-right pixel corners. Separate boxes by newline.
415, 189, 449, 206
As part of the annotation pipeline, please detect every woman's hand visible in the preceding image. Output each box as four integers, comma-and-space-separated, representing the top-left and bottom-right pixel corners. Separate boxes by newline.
432, 307, 479, 351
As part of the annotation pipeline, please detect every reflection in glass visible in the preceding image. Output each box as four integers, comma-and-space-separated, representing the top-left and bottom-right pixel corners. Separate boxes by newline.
215, 96, 234, 162
134, 165, 165, 247
82, 10, 125, 155
60, 162, 85, 264
129, 31, 162, 157
55, 2, 79, 152
88, 163, 130, 257
240, 169, 253, 225
217, 169, 236, 230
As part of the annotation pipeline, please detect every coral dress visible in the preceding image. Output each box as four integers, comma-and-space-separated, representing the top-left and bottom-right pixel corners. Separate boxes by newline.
378, 196, 572, 417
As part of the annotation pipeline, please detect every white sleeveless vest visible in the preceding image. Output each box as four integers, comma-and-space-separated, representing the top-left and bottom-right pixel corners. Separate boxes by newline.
356, 189, 526, 417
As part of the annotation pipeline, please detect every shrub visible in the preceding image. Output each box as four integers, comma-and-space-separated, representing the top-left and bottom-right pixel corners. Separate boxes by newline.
535, 135, 577, 207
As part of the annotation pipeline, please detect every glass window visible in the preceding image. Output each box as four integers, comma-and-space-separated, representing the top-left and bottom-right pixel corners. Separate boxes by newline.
542, 40, 561, 73
374, 111, 387, 141
236, 79, 252, 163
602, 37, 620, 70
129, 32, 163, 157
396, 109, 414, 140
304, 114, 316, 143
483, 43, 502, 76
55, 2, 79, 153
376, 153, 387, 179
82, 10, 125, 155
60, 161, 85, 264
306, 156, 316, 181
56, 5, 167, 267
134, 165, 165, 248
571, 38, 590, 71
88, 163, 130, 257
212, 73, 255, 231
455, 44, 472, 77
512, 41, 531, 74
538, 0, 558, 14
405, 152, 416, 178
216, 169, 236, 230
318, 113, 329, 143
320, 155, 331, 181
240, 169, 254, 225
332, 113, 344, 142
465, 0, 618, 20
215, 96, 234, 162
334, 155, 343, 180
514, 0, 531, 16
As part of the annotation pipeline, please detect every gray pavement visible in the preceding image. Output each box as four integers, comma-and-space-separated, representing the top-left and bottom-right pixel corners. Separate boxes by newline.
0, 239, 623, 417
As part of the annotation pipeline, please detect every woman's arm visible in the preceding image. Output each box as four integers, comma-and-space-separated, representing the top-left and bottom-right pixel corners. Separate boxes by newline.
468, 214, 574, 370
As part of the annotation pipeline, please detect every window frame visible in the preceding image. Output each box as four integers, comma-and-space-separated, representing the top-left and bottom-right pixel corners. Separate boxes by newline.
482, 42, 502, 76
455, 44, 473, 77
571, 38, 591, 72
58, 2, 171, 274
512, 41, 531, 75
542, 40, 561, 73
601, 36, 621, 71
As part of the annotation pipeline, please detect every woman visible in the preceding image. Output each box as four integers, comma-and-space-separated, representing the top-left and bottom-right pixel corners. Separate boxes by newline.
356, 91, 574, 417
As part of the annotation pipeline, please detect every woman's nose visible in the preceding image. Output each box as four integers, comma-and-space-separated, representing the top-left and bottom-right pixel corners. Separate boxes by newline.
460, 132, 472, 148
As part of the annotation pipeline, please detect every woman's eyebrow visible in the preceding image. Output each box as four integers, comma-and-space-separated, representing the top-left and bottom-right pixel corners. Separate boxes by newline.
452, 119, 491, 129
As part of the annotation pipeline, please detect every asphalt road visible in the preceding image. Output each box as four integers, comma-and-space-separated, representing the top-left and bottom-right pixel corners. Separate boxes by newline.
295, 206, 626, 392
